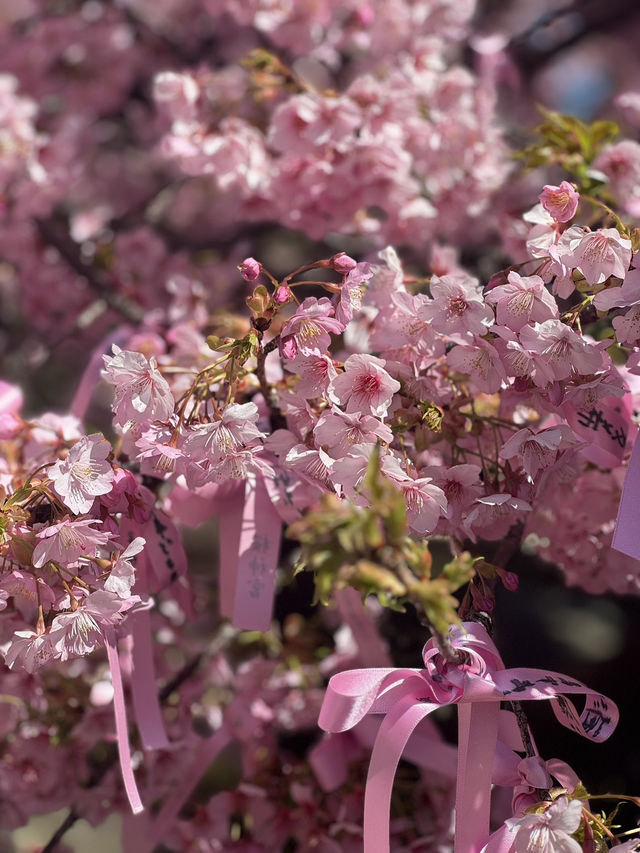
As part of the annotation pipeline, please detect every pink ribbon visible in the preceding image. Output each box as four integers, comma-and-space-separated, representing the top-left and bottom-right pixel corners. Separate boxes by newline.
104, 626, 144, 814
318, 622, 618, 853
129, 549, 169, 750
562, 397, 635, 467
216, 475, 282, 632
119, 518, 169, 751
613, 430, 640, 560
121, 727, 233, 853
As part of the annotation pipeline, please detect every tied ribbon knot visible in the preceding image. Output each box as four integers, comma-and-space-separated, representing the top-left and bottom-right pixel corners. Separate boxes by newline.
318, 622, 618, 853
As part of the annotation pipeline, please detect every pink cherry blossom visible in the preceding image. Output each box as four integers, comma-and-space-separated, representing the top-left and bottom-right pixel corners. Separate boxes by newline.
289, 354, 338, 398
182, 402, 264, 464
518, 321, 603, 382
314, 409, 393, 456
135, 425, 188, 478
563, 228, 632, 285
0, 379, 22, 439
104, 537, 145, 598
102, 345, 175, 427
422, 273, 493, 337
613, 306, 640, 345
329, 354, 401, 418
280, 298, 345, 359
48, 434, 114, 515
593, 266, 640, 310
3, 630, 57, 673
446, 338, 506, 393
335, 262, 372, 325
500, 426, 578, 480
538, 181, 580, 222
485, 272, 558, 331
505, 796, 583, 853
382, 456, 448, 535
592, 140, 640, 217
464, 494, 532, 542
49, 590, 128, 660
32, 519, 112, 568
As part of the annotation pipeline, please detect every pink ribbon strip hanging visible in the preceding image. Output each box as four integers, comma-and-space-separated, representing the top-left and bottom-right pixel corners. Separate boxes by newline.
318, 622, 618, 853
104, 626, 144, 814
613, 429, 640, 560
217, 475, 282, 632
128, 548, 170, 750
119, 517, 170, 751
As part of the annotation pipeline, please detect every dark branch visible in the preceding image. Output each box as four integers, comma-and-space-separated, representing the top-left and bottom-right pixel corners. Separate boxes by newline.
34, 217, 144, 325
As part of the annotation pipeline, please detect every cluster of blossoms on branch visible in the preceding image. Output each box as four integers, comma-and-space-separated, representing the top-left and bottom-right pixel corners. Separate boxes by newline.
2, 156, 640, 848
5, 1, 640, 852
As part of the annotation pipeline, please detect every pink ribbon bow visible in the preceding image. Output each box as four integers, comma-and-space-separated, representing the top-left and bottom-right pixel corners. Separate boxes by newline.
318, 622, 618, 853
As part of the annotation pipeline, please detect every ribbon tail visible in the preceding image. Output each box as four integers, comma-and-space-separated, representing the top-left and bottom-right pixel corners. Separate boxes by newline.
217, 484, 244, 619
104, 627, 144, 815
129, 550, 169, 750
364, 696, 439, 853
454, 702, 499, 853
613, 431, 640, 559
130, 608, 169, 750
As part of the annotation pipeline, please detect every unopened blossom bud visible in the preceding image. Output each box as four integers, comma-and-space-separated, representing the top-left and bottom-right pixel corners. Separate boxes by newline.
273, 285, 291, 304
330, 252, 358, 274
538, 181, 579, 223
240, 257, 261, 282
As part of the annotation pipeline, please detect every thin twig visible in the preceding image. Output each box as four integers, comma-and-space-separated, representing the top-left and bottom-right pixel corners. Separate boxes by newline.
41, 809, 79, 853
255, 336, 286, 431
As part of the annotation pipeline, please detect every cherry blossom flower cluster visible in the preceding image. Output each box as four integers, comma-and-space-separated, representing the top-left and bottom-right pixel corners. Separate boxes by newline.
0, 404, 153, 672
2, 160, 640, 845
152, 0, 508, 246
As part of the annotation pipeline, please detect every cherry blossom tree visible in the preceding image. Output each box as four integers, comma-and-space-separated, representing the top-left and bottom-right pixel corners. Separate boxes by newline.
3, 2, 640, 853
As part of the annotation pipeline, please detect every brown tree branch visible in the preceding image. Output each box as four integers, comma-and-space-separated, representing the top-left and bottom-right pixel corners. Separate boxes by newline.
35, 217, 144, 325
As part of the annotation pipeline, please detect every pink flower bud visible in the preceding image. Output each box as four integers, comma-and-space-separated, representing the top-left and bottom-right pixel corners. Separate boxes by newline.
330, 252, 358, 274
273, 285, 291, 304
240, 257, 261, 282
538, 181, 579, 223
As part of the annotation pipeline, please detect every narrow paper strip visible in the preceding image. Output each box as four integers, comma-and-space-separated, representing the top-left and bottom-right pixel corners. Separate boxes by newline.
613, 432, 640, 559
232, 475, 282, 632
104, 627, 144, 814
216, 481, 245, 619
563, 399, 633, 465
